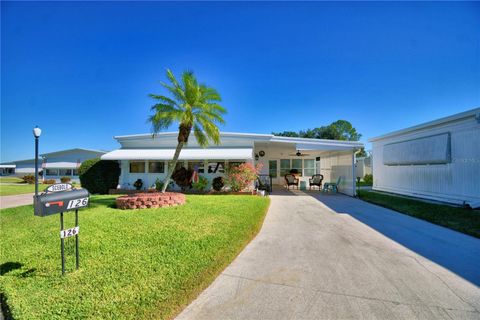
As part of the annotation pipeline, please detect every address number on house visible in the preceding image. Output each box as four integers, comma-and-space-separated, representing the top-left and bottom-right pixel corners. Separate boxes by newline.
66, 198, 89, 210
60, 226, 79, 239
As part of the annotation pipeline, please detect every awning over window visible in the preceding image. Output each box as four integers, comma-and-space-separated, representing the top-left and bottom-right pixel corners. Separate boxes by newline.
101, 148, 253, 161
44, 162, 79, 169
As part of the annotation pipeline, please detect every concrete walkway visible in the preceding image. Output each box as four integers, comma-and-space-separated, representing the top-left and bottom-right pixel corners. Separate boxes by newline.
0, 193, 34, 209
177, 190, 480, 320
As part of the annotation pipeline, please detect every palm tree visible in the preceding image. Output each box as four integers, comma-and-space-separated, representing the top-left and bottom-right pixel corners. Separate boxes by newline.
148, 69, 226, 192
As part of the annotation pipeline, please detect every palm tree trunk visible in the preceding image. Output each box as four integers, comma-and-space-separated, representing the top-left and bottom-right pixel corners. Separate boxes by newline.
161, 141, 184, 193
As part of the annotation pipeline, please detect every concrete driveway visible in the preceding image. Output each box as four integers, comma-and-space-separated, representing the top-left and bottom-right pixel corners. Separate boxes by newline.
0, 193, 34, 209
177, 190, 480, 320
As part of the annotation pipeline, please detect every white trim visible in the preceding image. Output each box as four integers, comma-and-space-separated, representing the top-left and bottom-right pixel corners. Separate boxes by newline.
369, 107, 480, 142
102, 148, 254, 161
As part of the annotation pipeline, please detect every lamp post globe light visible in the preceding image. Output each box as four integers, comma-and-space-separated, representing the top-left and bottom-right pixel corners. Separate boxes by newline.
33, 126, 42, 198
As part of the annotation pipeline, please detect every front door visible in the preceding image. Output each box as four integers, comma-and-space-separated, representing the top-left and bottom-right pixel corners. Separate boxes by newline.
268, 160, 282, 185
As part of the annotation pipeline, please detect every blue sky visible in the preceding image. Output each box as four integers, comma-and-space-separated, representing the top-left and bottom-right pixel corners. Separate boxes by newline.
1, 1, 479, 162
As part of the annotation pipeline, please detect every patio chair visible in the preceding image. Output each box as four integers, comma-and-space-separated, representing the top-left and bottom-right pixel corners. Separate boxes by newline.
284, 174, 299, 189
256, 174, 272, 194
309, 174, 324, 190
323, 177, 341, 193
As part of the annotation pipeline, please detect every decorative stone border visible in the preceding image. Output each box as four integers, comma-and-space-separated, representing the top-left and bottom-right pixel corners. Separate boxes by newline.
116, 192, 186, 210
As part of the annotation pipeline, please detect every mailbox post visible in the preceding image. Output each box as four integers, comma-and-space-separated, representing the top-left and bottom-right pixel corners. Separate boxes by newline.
34, 184, 89, 275
32, 129, 89, 275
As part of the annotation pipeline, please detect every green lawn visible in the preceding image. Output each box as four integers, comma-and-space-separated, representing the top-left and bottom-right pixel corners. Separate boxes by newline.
357, 181, 372, 187
358, 190, 480, 238
0, 177, 23, 183
0, 194, 270, 319
0, 183, 55, 196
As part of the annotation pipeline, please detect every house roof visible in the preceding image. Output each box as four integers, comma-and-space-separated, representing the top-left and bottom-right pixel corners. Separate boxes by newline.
113, 131, 363, 148
40, 148, 107, 157
369, 107, 480, 142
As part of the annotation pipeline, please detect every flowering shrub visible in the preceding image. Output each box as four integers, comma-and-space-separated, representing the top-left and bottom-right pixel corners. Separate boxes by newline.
22, 175, 35, 184
224, 163, 262, 192
192, 175, 209, 191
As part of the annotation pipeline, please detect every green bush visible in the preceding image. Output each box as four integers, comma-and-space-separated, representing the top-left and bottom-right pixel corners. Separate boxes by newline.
155, 178, 173, 191
192, 175, 209, 192
363, 174, 373, 185
22, 175, 35, 184
60, 176, 71, 183
78, 158, 121, 194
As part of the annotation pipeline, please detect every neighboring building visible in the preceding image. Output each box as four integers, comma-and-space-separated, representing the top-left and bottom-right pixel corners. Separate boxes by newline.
0, 164, 16, 175
1, 148, 106, 182
369, 108, 480, 207
0, 158, 41, 176
101, 132, 364, 196
355, 156, 372, 179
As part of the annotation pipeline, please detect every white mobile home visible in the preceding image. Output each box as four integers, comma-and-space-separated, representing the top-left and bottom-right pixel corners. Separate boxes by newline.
0, 158, 41, 176
369, 108, 480, 207
41, 148, 106, 182
102, 132, 364, 196
1, 148, 106, 182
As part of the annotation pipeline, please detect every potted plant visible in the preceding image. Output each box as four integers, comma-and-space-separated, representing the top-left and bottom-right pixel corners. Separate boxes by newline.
212, 177, 224, 192
133, 178, 143, 190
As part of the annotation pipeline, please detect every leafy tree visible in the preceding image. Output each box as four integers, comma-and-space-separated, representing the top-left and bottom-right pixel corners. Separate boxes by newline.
271, 131, 300, 137
273, 120, 362, 141
356, 147, 367, 158
148, 69, 226, 192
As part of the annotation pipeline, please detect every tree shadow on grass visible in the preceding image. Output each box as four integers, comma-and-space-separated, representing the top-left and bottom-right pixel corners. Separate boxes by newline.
0, 262, 22, 276
88, 198, 117, 209
0, 293, 13, 320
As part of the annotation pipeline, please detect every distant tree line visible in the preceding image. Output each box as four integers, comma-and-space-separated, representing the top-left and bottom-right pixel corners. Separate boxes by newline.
273, 119, 367, 157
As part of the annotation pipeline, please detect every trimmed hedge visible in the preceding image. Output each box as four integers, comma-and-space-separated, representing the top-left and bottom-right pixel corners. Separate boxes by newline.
78, 158, 121, 194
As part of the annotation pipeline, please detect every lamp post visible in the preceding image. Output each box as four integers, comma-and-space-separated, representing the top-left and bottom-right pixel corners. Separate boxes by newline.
33, 126, 42, 198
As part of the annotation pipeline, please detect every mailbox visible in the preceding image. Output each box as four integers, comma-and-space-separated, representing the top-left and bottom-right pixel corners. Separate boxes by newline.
34, 188, 90, 217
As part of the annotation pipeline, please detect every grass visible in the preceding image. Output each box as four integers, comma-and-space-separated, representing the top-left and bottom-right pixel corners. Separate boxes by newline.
357, 181, 372, 187
0, 194, 270, 319
0, 177, 23, 183
0, 183, 54, 196
358, 190, 480, 238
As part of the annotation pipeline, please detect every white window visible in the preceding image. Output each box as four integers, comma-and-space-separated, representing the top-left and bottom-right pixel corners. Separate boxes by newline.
148, 161, 164, 173
59, 169, 72, 176
129, 161, 145, 173
303, 159, 315, 177
45, 169, 59, 176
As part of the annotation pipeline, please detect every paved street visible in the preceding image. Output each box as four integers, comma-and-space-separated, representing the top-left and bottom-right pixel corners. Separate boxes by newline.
177, 190, 480, 320
0, 193, 34, 209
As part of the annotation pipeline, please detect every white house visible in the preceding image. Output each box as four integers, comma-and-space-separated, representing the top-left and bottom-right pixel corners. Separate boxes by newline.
0, 158, 42, 176
369, 108, 480, 207
0, 164, 16, 175
101, 132, 364, 196
1, 148, 106, 182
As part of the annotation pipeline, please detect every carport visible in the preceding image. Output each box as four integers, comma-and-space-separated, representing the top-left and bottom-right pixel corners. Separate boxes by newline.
253, 136, 363, 196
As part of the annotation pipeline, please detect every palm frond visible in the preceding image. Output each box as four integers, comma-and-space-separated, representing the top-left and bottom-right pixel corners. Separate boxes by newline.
193, 124, 208, 147
197, 117, 221, 145
148, 94, 178, 107
148, 69, 226, 143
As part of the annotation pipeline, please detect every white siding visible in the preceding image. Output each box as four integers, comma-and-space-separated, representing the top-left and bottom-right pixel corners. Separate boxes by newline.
372, 114, 480, 205
320, 151, 356, 196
